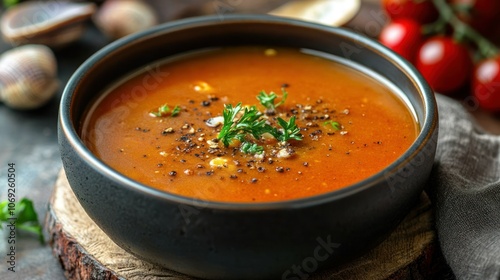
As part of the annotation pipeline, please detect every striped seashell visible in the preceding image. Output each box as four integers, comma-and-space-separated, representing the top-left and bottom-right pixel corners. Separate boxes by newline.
0, 45, 59, 110
0, 1, 96, 48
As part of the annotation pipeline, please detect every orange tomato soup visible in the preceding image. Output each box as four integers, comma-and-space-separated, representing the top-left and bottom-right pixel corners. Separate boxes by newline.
81, 47, 418, 203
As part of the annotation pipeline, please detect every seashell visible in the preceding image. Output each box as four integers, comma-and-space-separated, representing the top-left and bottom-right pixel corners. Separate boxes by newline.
93, 0, 159, 40
0, 45, 59, 110
269, 0, 361, 27
1, 1, 96, 48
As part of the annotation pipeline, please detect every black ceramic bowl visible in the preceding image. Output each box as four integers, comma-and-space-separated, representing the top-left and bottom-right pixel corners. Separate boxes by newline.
59, 15, 438, 279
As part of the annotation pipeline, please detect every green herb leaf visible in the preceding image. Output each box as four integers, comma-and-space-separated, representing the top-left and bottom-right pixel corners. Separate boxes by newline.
171, 105, 181, 117
277, 116, 302, 142
218, 103, 243, 147
257, 87, 288, 111
0, 198, 44, 244
324, 120, 341, 130
150, 104, 181, 117
257, 91, 277, 110
240, 142, 264, 155
217, 89, 301, 152
275, 87, 288, 108
3, 0, 20, 8
218, 103, 270, 147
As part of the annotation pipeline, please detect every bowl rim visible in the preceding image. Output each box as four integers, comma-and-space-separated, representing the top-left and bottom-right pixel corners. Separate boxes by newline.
59, 14, 437, 211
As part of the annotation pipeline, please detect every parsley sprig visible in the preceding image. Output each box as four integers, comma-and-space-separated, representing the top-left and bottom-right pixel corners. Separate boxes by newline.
217, 103, 272, 148
240, 142, 265, 155
257, 87, 288, 112
150, 104, 181, 117
217, 96, 303, 154
277, 116, 302, 142
0, 198, 44, 244
324, 120, 341, 130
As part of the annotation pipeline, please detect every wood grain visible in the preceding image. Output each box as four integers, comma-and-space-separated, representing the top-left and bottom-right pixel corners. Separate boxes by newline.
47, 169, 450, 279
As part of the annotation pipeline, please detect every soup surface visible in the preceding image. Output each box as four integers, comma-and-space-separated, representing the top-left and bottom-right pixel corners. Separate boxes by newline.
81, 47, 418, 203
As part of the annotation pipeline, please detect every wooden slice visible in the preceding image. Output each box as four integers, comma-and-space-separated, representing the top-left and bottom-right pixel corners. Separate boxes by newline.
47, 169, 450, 279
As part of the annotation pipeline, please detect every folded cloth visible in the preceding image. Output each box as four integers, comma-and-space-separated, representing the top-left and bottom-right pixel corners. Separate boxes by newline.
431, 94, 500, 280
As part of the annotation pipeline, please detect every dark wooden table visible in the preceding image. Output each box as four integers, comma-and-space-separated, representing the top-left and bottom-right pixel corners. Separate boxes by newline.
0, 1, 497, 279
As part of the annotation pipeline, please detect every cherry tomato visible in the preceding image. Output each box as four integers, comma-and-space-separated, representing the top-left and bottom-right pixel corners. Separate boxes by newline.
382, 0, 439, 24
472, 56, 500, 111
415, 36, 473, 94
379, 19, 423, 63
450, 0, 500, 36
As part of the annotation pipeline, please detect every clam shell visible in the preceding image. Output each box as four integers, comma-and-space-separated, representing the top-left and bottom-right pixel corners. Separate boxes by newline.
0, 45, 59, 110
1, 1, 96, 48
93, 0, 159, 39
269, 0, 361, 27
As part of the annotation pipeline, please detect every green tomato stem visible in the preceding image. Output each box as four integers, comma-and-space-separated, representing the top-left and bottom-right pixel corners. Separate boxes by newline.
432, 0, 499, 59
